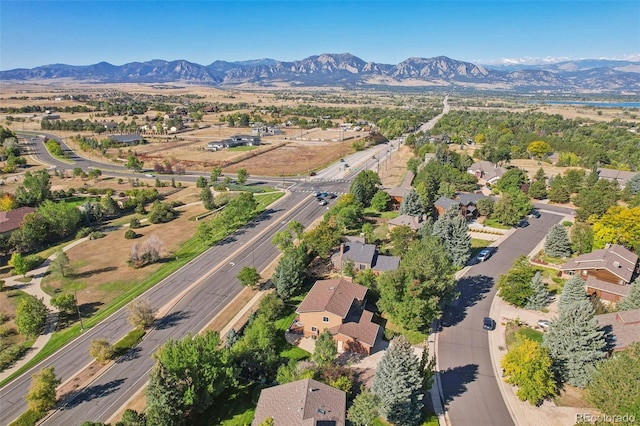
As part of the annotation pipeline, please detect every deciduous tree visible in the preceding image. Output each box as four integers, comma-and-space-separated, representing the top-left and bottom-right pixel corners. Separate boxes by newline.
571, 222, 594, 255
497, 256, 537, 307
127, 299, 155, 329
314, 329, 337, 367
51, 293, 76, 315
237, 168, 249, 185
90, 338, 115, 363
50, 248, 71, 277
501, 335, 556, 405
237, 266, 261, 289
16, 295, 48, 338
26, 366, 60, 413
586, 342, 640, 420
350, 170, 381, 207
200, 186, 215, 210
370, 190, 391, 212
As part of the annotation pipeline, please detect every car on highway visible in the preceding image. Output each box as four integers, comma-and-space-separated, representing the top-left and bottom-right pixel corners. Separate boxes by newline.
144, 173, 155, 178
483, 317, 496, 330
477, 248, 493, 262
319, 200, 327, 206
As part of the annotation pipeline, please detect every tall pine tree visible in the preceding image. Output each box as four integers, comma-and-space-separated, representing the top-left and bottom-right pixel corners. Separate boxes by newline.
399, 188, 425, 216
618, 279, 640, 311
372, 335, 424, 426
558, 276, 588, 313
432, 205, 471, 267
543, 299, 606, 388
544, 223, 572, 258
525, 271, 550, 310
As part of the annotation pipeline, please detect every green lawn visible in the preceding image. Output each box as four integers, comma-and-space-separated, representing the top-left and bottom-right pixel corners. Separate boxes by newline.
505, 324, 544, 349
483, 219, 512, 230
385, 319, 428, 345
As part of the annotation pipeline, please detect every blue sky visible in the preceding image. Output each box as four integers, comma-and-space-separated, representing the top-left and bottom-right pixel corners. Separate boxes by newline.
1, 1, 639, 70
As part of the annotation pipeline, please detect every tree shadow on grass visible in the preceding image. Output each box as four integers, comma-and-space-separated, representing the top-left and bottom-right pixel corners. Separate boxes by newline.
154, 310, 190, 330
441, 275, 494, 328
439, 364, 479, 404
60, 378, 125, 409
79, 301, 103, 318
72, 266, 117, 279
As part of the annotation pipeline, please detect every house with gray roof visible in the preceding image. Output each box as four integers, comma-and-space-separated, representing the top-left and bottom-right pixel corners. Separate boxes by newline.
109, 134, 144, 145
597, 167, 638, 189
387, 214, 427, 231
560, 244, 639, 302
252, 378, 346, 426
468, 160, 507, 185
331, 239, 399, 273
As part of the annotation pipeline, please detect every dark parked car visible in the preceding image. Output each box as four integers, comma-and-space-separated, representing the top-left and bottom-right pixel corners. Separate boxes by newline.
531, 209, 541, 218
483, 317, 496, 330
518, 219, 529, 228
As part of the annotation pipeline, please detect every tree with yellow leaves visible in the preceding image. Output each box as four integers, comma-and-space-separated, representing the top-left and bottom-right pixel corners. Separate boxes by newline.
592, 206, 640, 252
501, 335, 556, 405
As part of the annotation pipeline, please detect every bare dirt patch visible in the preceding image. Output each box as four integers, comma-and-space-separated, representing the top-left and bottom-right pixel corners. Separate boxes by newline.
379, 144, 414, 188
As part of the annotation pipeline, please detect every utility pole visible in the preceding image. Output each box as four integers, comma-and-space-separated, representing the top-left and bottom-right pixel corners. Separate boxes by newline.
75, 291, 84, 331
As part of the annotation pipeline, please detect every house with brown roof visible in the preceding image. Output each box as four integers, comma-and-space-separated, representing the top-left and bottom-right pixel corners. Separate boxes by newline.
596, 309, 640, 352
434, 192, 489, 219
330, 238, 399, 274
294, 278, 380, 354
560, 244, 639, 302
252, 378, 346, 426
0, 207, 36, 236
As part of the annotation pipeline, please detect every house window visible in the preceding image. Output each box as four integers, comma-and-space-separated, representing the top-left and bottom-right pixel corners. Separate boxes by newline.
322, 317, 329, 323
567, 270, 575, 276
360, 264, 366, 270
311, 327, 318, 332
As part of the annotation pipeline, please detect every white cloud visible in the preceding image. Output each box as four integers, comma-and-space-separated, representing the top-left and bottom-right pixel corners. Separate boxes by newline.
477, 54, 640, 66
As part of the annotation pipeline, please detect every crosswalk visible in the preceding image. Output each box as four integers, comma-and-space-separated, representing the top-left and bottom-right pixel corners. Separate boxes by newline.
291, 188, 347, 195
308, 178, 351, 183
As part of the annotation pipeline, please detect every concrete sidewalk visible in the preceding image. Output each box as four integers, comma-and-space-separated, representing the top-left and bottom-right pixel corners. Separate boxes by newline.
0, 238, 88, 382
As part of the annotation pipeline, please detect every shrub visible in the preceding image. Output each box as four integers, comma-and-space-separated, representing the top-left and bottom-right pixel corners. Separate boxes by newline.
129, 217, 141, 229
76, 227, 93, 238
562, 221, 573, 227
90, 339, 114, 363
124, 230, 138, 239
88, 231, 105, 240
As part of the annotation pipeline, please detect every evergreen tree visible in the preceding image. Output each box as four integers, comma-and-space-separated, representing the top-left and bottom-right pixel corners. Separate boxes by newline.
618, 279, 640, 311
272, 246, 307, 298
627, 174, 640, 195
146, 362, 186, 426
544, 223, 572, 258
372, 335, 424, 426
347, 388, 380, 426
528, 179, 547, 200
558, 276, 588, 313
547, 175, 570, 203
543, 299, 606, 387
399, 188, 425, 216
313, 329, 337, 367
525, 271, 550, 310
432, 205, 471, 267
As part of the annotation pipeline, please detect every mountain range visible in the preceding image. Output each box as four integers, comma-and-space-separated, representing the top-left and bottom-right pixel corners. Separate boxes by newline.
2, 53, 639, 92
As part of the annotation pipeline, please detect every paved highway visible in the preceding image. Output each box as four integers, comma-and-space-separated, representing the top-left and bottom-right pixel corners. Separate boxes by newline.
438, 211, 563, 425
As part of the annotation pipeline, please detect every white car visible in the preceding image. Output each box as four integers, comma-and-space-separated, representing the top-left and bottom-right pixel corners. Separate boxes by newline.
477, 248, 493, 262
144, 173, 155, 178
